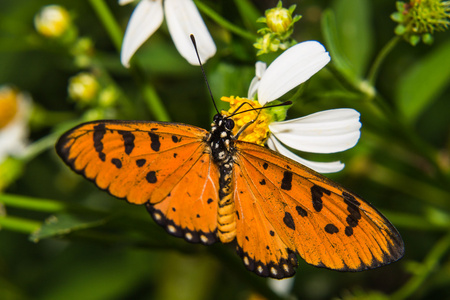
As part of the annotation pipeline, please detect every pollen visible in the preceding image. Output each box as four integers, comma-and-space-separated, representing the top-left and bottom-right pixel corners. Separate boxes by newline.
221, 96, 271, 146
0, 87, 19, 129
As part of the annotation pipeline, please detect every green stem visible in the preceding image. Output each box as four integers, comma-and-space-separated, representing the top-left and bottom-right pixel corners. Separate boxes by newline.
88, 0, 123, 52
371, 94, 446, 182
194, 0, 257, 40
0, 194, 68, 212
22, 132, 59, 162
368, 163, 450, 208
367, 36, 401, 85
392, 232, 450, 300
130, 65, 171, 122
0, 216, 41, 234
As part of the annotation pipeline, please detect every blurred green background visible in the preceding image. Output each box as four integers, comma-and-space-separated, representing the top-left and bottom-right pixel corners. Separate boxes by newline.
1, 0, 450, 299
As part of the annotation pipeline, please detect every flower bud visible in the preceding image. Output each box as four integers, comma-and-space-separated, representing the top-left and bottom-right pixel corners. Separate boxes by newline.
34, 5, 71, 38
68, 73, 99, 104
266, 6, 293, 34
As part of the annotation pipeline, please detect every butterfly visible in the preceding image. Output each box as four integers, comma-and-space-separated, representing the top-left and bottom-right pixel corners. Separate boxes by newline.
56, 111, 404, 279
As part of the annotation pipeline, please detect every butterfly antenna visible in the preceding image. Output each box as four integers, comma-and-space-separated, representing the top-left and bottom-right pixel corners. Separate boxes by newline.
233, 101, 292, 139
190, 34, 219, 114
233, 101, 292, 117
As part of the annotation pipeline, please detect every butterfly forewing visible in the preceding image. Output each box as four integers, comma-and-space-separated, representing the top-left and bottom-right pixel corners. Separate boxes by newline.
233, 141, 404, 276
57, 120, 222, 243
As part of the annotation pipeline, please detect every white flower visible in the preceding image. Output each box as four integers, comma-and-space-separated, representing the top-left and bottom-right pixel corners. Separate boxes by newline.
0, 86, 31, 163
120, 0, 216, 67
249, 41, 361, 173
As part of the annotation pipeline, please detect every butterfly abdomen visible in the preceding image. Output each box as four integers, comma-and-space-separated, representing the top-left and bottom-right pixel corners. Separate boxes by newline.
217, 160, 236, 243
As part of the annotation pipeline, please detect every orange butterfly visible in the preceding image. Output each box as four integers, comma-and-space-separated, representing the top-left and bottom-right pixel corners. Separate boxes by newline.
56, 112, 404, 279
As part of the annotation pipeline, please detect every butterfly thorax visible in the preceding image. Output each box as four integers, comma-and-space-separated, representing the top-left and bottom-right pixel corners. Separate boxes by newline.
206, 114, 237, 243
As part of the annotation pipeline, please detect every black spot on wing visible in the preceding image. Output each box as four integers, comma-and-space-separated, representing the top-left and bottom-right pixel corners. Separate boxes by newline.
111, 158, 122, 169
93, 123, 106, 161
263, 162, 268, 170
269, 230, 275, 236
136, 159, 146, 167
342, 191, 362, 236
345, 226, 353, 237
146, 171, 157, 183
118, 130, 135, 155
296, 206, 308, 217
310, 185, 331, 212
148, 132, 161, 152
324, 224, 339, 234
259, 179, 266, 185
283, 212, 295, 230
172, 135, 180, 143
281, 171, 293, 191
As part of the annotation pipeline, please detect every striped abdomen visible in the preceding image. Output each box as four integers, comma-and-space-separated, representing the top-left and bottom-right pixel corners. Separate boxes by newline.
217, 161, 236, 243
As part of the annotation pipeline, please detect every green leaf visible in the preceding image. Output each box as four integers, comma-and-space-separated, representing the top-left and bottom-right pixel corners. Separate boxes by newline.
332, 0, 374, 77
321, 10, 355, 80
396, 40, 450, 123
30, 212, 107, 242
322, 0, 374, 78
233, 0, 261, 32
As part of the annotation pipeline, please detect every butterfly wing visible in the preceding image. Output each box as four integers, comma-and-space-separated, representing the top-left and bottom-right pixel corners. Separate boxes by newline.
56, 120, 219, 244
232, 141, 404, 278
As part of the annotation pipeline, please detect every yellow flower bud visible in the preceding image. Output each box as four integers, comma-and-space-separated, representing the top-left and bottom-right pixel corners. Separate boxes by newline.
68, 73, 99, 104
34, 5, 71, 38
266, 7, 293, 34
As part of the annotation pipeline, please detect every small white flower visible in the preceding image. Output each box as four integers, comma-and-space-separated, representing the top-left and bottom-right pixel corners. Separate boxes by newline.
120, 0, 216, 67
249, 41, 361, 173
0, 86, 32, 163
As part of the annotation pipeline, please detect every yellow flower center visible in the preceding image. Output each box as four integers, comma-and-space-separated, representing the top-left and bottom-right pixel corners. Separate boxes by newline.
0, 87, 19, 129
221, 96, 271, 146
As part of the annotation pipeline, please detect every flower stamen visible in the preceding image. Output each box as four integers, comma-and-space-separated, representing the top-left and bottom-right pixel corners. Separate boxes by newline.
221, 96, 271, 146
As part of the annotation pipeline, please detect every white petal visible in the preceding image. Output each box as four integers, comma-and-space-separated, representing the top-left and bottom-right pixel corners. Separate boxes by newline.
267, 135, 345, 173
164, 0, 216, 65
118, 0, 134, 5
257, 41, 330, 105
247, 62, 266, 99
120, 0, 164, 68
269, 109, 361, 153
268, 277, 294, 297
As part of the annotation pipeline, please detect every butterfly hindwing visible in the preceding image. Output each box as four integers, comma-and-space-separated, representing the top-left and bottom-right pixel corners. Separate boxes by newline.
57, 120, 219, 244
146, 151, 219, 245
233, 141, 404, 278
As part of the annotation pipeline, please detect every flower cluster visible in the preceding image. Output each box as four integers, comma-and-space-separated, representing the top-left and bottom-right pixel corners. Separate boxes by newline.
391, 0, 450, 45
254, 1, 301, 55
